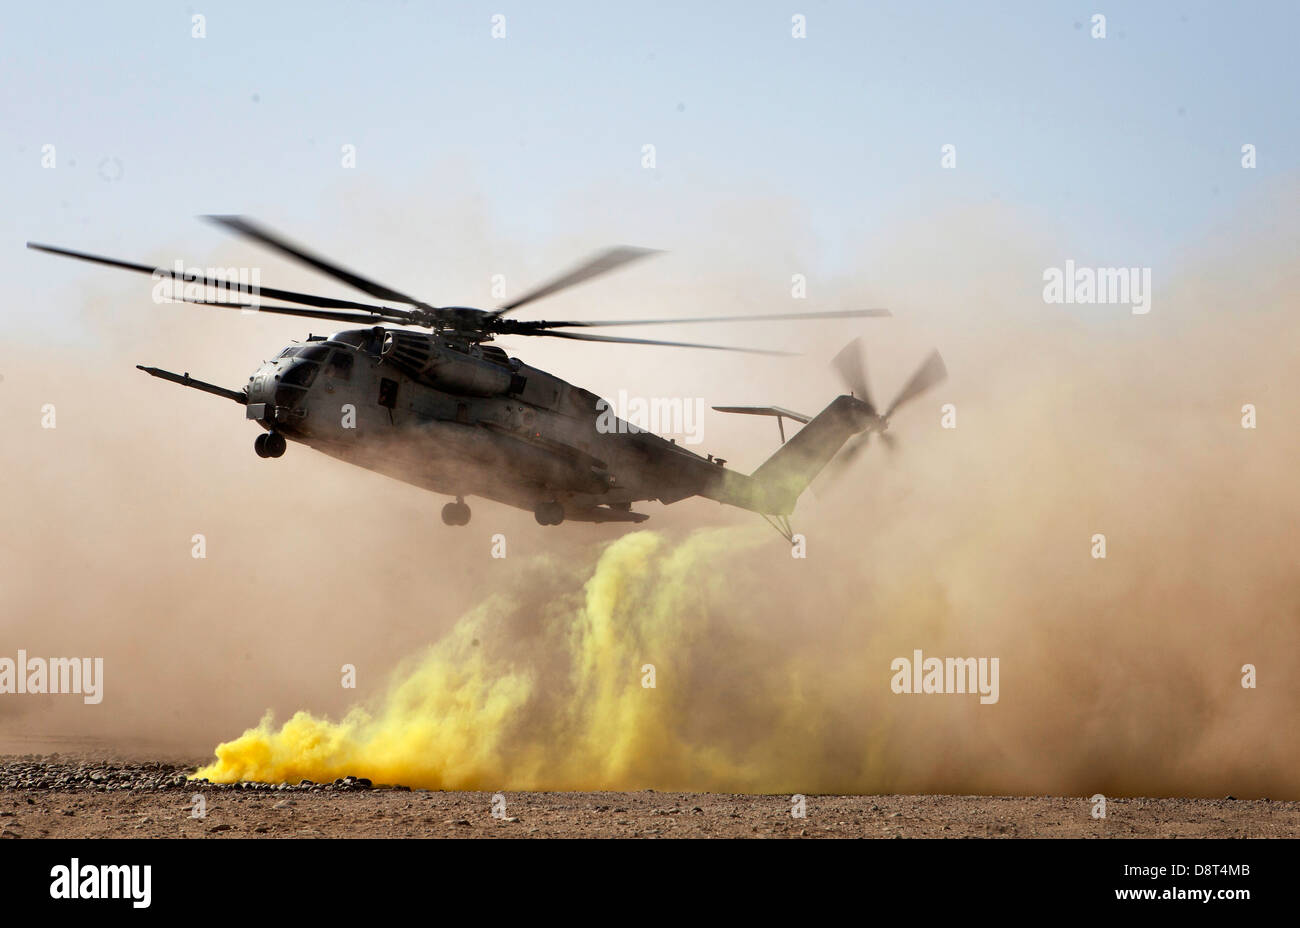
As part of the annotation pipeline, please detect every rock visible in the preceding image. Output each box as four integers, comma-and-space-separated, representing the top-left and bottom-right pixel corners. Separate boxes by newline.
272, 799, 296, 810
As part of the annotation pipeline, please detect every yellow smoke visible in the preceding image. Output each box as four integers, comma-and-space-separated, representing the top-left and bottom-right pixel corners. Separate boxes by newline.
194, 489, 1300, 799
175, 187, 1300, 801
195, 528, 798, 791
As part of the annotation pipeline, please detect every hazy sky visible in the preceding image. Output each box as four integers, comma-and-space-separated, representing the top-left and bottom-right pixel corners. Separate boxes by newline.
4, 1, 1295, 343
3, 4, 1298, 790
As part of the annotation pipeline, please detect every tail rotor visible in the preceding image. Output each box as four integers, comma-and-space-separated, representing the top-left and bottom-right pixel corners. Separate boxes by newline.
822, 338, 947, 484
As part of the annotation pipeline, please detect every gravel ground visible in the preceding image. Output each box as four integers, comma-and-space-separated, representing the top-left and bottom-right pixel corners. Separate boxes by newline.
2, 755, 1296, 838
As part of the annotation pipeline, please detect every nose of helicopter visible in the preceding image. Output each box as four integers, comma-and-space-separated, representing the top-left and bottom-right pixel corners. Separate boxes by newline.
246, 361, 277, 405
247, 354, 323, 425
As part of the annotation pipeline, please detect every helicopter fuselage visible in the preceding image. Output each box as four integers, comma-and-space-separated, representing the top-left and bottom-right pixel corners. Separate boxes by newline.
245, 327, 755, 524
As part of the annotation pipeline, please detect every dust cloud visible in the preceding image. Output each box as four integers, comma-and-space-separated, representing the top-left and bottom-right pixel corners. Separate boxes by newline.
4, 183, 1298, 797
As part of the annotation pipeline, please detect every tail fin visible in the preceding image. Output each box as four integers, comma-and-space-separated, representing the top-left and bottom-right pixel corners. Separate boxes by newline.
747, 395, 874, 513
709, 341, 947, 518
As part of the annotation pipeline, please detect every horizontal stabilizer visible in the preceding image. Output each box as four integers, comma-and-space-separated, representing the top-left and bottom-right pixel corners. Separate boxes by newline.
711, 405, 811, 424
713, 404, 812, 444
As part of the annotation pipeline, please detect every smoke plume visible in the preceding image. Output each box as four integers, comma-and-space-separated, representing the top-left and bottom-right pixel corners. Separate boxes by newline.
5, 184, 1298, 797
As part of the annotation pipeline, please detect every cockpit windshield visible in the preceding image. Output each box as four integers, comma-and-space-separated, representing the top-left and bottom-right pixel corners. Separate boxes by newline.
277, 345, 331, 362
281, 360, 319, 388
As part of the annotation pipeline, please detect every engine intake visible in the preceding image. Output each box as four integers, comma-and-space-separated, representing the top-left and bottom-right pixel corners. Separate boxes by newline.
383, 331, 514, 396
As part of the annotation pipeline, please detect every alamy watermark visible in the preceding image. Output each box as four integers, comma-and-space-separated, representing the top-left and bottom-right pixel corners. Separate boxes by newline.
1043, 260, 1151, 314
596, 390, 705, 445
890, 649, 999, 704
0, 650, 103, 704
152, 260, 262, 308
50, 858, 150, 908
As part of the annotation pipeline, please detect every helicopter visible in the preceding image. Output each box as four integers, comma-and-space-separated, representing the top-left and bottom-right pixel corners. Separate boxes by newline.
27, 217, 947, 539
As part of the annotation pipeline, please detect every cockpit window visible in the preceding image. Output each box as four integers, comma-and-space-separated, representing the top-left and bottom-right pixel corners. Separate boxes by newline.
277, 345, 329, 361
326, 350, 354, 380
281, 361, 319, 387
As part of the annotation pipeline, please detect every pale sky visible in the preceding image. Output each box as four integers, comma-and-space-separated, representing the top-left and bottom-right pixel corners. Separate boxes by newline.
4, 1, 1295, 347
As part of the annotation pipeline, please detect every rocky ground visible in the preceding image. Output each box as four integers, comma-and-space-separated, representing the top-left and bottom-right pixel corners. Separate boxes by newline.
2, 755, 1296, 838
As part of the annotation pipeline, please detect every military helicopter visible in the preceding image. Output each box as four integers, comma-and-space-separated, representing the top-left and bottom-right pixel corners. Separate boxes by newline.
27, 217, 946, 539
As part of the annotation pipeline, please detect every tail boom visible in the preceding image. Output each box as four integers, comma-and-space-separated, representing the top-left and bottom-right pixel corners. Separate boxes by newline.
708, 394, 875, 515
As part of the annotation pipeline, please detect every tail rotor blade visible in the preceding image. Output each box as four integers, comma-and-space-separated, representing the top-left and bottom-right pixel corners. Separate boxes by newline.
817, 346, 944, 493
831, 337, 875, 413
884, 350, 947, 419
818, 432, 870, 489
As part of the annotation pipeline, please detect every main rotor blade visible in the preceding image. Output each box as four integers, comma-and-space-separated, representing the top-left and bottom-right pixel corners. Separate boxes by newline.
884, 350, 948, 419
26, 242, 411, 316
831, 337, 875, 413
160, 296, 411, 326
526, 329, 793, 355
517, 308, 891, 329
492, 246, 661, 316
204, 215, 432, 308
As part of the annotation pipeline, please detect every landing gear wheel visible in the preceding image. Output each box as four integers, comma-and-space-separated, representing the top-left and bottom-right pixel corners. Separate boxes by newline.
254, 433, 271, 458
264, 432, 286, 458
441, 500, 471, 526
534, 501, 564, 526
